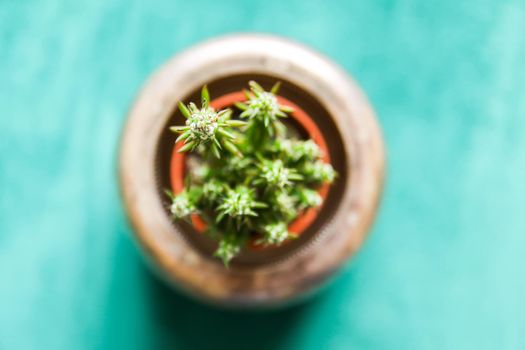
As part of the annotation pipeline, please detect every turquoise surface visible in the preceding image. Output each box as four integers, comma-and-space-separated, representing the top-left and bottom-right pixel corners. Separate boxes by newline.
1, 0, 525, 349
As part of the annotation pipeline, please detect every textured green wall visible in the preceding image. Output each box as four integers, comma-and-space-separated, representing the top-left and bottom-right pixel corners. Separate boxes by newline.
1, 0, 525, 349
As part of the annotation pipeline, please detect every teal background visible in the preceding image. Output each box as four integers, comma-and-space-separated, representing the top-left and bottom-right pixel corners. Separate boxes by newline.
1, 0, 525, 349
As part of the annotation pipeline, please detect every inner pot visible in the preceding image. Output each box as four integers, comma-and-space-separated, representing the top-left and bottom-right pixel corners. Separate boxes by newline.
155, 74, 348, 267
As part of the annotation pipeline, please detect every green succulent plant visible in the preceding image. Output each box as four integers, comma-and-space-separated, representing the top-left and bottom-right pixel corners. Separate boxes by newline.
168, 81, 337, 266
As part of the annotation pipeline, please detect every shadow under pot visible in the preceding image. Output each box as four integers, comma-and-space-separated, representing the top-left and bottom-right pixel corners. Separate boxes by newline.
119, 34, 385, 308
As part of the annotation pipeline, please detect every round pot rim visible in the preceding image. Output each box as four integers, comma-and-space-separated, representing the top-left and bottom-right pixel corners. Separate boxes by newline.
119, 34, 385, 308
169, 90, 332, 245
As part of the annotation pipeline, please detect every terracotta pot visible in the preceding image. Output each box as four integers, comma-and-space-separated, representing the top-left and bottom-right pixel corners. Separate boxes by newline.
119, 34, 385, 308
170, 91, 331, 241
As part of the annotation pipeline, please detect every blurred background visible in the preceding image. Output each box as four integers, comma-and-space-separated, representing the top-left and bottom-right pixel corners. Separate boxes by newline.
1, 0, 525, 349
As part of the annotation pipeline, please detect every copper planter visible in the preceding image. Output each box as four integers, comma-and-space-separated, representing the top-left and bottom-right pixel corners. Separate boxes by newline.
119, 34, 385, 308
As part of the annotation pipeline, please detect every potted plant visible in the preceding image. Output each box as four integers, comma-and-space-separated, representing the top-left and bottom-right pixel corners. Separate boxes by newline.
119, 34, 385, 308
167, 81, 336, 266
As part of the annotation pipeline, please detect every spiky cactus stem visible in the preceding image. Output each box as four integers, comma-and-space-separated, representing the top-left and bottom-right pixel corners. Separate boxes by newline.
168, 81, 336, 266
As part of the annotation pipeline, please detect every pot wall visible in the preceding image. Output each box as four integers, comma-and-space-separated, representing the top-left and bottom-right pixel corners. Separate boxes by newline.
119, 34, 385, 308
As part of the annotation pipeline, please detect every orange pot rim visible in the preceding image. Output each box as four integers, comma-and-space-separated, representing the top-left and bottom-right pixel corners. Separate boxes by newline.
170, 91, 331, 246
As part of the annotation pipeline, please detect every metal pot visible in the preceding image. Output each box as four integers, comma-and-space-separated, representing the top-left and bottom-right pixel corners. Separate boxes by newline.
119, 34, 385, 308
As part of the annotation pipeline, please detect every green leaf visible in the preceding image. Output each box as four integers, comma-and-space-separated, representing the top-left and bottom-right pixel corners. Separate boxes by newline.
201, 85, 210, 108
164, 189, 175, 200
217, 128, 235, 139
218, 109, 232, 120
288, 173, 304, 181
226, 119, 247, 127
243, 89, 252, 100
240, 110, 252, 119
215, 211, 225, 223
170, 125, 188, 133
223, 140, 242, 157
213, 137, 222, 149
276, 110, 287, 118
178, 141, 195, 153
280, 105, 294, 114
188, 102, 199, 113
175, 130, 192, 143
211, 142, 221, 159
249, 80, 264, 93
271, 81, 281, 94
234, 102, 248, 111
178, 102, 191, 118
